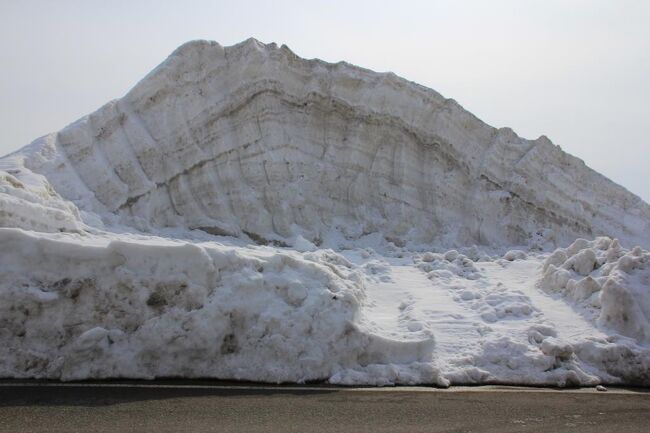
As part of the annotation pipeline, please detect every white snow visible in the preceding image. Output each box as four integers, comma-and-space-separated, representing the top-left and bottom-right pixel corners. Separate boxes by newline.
0, 38, 649, 386
0, 229, 370, 382
541, 237, 650, 344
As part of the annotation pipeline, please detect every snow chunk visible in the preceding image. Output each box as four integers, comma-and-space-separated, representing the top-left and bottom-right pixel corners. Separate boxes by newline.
293, 235, 317, 252
540, 237, 650, 343
504, 250, 527, 261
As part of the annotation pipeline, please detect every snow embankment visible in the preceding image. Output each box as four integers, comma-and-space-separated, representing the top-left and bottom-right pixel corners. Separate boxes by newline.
0, 228, 444, 385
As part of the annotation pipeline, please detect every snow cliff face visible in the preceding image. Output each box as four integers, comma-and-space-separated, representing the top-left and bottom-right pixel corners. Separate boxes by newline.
3, 38, 649, 248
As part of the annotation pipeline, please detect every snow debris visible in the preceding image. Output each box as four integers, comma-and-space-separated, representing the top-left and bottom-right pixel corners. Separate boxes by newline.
541, 237, 650, 343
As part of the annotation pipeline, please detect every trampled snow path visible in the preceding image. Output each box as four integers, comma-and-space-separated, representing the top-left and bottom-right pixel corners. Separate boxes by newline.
355, 254, 613, 382
361, 260, 478, 360
492, 260, 608, 342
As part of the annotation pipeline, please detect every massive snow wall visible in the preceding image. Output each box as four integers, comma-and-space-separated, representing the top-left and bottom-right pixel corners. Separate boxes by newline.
2, 38, 649, 248
1, 39, 650, 386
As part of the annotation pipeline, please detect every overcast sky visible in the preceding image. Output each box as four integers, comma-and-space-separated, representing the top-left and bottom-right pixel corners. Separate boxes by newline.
1, 0, 648, 202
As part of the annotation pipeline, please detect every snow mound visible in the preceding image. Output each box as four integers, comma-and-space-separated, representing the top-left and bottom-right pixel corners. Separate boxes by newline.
1, 39, 649, 386
541, 237, 650, 343
0, 229, 446, 384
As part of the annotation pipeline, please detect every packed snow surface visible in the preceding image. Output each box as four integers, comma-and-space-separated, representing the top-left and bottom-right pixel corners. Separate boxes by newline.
1, 39, 649, 386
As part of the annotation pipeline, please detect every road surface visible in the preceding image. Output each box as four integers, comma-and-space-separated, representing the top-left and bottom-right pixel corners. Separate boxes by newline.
0, 382, 649, 432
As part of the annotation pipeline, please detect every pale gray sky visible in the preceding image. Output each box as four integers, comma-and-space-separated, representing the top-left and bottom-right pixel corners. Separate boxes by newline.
1, 0, 648, 201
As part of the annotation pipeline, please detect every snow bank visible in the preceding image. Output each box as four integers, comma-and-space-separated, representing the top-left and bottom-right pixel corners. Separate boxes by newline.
0, 229, 446, 383
2, 228, 649, 386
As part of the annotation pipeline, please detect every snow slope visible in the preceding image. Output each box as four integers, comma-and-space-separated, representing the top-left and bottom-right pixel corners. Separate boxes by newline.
1, 39, 649, 386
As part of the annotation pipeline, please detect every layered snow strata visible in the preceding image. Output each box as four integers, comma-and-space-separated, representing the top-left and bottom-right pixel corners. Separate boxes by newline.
0, 151, 83, 233
4, 38, 649, 248
0, 228, 442, 384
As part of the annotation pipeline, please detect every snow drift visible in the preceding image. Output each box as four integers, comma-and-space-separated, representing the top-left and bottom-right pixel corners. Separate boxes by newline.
1, 38, 649, 386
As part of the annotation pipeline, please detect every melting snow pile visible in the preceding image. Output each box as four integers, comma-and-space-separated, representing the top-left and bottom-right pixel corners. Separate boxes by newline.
0, 229, 447, 384
1, 39, 649, 386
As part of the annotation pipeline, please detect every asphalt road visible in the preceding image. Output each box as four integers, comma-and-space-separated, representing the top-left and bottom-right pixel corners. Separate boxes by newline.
0, 382, 649, 433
